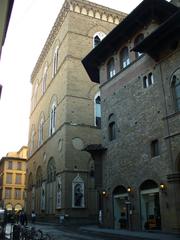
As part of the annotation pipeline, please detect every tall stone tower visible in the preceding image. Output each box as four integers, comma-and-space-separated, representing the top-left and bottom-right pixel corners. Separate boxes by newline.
27, 0, 126, 221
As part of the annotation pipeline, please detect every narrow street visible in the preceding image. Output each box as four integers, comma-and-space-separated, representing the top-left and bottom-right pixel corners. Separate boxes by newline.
4, 222, 180, 240
5, 223, 146, 240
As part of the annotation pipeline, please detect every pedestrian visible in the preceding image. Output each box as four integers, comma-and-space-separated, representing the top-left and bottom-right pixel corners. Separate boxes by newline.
19, 210, 28, 225
31, 211, 36, 224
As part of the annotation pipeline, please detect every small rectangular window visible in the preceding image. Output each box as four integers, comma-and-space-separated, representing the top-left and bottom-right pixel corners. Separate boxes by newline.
15, 174, 22, 184
14, 189, 21, 200
5, 188, 11, 199
8, 161, 13, 169
143, 76, 147, 88
6, 173, 12, 184
17, 162, 22, 170
151, 139, 159, 157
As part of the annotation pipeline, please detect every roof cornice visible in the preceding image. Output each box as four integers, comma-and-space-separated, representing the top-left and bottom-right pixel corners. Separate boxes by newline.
31, 0, 126, 82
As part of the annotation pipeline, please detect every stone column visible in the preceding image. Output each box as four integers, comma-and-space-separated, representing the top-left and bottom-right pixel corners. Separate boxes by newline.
167, 173, 180, 233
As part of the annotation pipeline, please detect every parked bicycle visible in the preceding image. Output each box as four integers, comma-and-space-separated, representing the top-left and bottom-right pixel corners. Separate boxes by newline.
11, 224, 55, 240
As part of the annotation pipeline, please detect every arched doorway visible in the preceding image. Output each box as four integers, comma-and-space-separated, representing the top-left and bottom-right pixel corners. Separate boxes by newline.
113, 186, 128, 229
6, 203, 13, 211
15, 204, 22, 212
140, 180, 161, 230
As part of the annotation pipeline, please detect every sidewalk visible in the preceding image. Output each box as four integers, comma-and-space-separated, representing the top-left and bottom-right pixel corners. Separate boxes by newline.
80, 225, 180, 240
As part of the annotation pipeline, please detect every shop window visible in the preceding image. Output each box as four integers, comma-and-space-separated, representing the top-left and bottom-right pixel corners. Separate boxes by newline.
113, 186, 128, 229
140, 180, 161, 230
151, 139, 159, 157
120, 47, 130, 69
107, 58, 116, 79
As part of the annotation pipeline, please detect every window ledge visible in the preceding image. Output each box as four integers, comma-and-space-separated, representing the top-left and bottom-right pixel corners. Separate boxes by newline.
163, 110, 180, 120
151, 155, 160, 160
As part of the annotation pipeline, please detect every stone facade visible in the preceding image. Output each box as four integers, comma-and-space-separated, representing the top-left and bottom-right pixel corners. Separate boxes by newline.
83, 0, 180, 233
27, 0, 126, 222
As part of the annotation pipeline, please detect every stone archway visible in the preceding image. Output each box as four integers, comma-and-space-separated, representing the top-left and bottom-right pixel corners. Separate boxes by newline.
140, 180, 161, 230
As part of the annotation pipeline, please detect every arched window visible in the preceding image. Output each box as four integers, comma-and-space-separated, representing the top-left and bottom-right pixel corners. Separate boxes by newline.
52, 46, 59, 78
134, 34, 144, 58
47, 158, 56, 183
120, 47, 130, 69
108, 114, 116, 141
172, 72, 180, 111
38, 114, 44, 146
93, 32, 106, 48
143, 72, 154, 88
107, 58, 116, 79
42, 64, 48, 94
49, 102, 56, 136
94, 92, 101, 128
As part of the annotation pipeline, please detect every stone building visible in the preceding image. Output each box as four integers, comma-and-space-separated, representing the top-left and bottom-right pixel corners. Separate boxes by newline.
0, 146, 28, 212
83, 0, 180, 233
27, 0, 126, 222
0, 0, 14, 98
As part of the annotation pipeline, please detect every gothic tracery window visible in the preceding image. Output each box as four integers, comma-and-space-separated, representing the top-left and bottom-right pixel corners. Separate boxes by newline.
107, 58, 116, 79
93, 32, 106, 48
49, 101, 56, 136
172, 72, 180, 111
47, 159, 56, 183
120, 47, 130, 69
94, 92, 101, 128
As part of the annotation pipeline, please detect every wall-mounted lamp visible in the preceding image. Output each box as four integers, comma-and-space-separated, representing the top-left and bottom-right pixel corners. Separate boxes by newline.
127, 187, 131, 193
101, 190, 108, 198
160, 183, 165, 190
160, 183, 167, 194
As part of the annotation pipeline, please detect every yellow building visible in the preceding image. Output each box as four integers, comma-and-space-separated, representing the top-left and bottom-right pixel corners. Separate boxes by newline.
0, 146, 28, 211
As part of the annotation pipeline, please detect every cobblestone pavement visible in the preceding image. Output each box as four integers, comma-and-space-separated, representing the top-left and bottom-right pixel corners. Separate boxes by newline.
4, 223, 147, 240
5, 222, 180, 240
